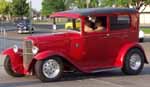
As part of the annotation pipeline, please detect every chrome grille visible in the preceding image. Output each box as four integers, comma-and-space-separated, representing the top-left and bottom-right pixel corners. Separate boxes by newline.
23, 40, 33, 69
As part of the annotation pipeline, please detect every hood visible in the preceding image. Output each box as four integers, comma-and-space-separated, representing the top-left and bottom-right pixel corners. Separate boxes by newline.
24, 31, 81, 51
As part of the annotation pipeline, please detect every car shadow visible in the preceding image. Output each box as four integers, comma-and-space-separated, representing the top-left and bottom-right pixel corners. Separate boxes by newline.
61, 65, 150, 81
0, 66, 150, 86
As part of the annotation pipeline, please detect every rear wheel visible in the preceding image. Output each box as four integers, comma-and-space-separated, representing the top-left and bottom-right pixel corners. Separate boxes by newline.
35, 57, 63, 82
4, 56, 25, 77
139, 38, 144, 42
31, 27, 34, 33
122, 48, 144, 75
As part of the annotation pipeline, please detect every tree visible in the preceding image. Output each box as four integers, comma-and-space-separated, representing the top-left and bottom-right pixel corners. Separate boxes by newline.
131, 0, 150, 11
42, 0, 67, 16
100, 0, 150, 11
100, 0, 129, 7
74, 0, 86, 8
11, 0, 29, 17
73, 0, 100, 8
0, 0, 10, 14
41, 0, 100, 16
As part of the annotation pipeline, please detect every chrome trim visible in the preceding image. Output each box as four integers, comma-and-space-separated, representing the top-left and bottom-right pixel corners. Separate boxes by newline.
23, 40, 33, 69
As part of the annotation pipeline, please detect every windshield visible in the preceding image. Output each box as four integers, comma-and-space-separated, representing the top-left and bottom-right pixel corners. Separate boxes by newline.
51, 17, 81, 32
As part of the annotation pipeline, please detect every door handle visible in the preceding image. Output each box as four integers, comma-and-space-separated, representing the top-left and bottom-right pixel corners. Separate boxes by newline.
106, 34, 110, 37
103, 34, 110, 38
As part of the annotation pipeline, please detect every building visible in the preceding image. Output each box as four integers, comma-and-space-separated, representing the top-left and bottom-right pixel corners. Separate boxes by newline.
140, 5, 150, 24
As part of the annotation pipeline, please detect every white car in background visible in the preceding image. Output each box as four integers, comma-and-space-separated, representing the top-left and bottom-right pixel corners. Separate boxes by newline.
139, 30, 144, 42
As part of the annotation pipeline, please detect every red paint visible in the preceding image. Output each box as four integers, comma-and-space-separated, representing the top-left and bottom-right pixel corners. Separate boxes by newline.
2, 48, 25, 74
2, 8, 148, 74
114, 43, 148, 67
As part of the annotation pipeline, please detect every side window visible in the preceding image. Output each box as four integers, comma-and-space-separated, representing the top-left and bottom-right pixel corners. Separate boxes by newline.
84, 16, 107, 33
110, 15, 130, 30
95, 16, 107, 32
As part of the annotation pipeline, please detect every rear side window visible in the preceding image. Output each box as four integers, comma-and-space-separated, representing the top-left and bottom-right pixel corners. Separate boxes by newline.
110, 15, 130, 30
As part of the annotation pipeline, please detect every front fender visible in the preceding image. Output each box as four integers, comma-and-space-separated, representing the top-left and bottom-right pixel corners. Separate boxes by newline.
34, 50, 69, 60
114, 43, 148, 68
34, 50, 86, 72
2, 48, 25, 74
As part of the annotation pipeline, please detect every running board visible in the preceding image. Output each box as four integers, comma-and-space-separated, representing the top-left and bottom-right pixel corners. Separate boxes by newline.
91, 68, 120, 73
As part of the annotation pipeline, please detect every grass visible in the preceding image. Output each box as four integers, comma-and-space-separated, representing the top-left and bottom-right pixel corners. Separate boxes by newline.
141, 28, 150, 34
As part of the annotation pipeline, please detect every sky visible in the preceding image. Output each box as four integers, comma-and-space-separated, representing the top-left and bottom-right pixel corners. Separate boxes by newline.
31, 0, 42, 11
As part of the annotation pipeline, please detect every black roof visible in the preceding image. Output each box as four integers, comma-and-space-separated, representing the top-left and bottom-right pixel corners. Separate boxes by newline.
62, 8, 137, 16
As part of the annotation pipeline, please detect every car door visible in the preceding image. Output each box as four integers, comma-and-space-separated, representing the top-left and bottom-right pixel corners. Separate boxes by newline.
106, 15, 131, 66
82, 16, 110, 70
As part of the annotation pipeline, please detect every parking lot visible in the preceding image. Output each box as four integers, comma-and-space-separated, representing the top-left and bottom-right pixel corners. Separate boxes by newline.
0, 26, 150, 87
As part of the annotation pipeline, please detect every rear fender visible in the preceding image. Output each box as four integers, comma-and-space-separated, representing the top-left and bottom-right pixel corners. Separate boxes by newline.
2, 48, 25, 74
114, 43, 148, 68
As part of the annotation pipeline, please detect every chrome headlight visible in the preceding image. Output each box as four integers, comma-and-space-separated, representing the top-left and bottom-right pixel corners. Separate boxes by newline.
32, 46, 39, 55
23, 26, 27, 29
13, 45, 18, 53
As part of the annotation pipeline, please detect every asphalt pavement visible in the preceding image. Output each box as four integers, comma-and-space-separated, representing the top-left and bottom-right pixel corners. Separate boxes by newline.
0, 39, 149, 87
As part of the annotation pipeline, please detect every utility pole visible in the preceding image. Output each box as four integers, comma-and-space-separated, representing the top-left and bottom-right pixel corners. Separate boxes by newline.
29, 0, 32, 34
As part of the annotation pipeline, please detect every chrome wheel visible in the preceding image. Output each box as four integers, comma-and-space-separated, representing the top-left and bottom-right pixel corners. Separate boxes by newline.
42, 59, 60, 79
122, 48, 144, 75
129, 53, 142, 70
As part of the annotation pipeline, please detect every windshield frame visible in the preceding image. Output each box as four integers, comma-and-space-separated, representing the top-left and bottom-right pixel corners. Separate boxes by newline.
49, 16, 84, 34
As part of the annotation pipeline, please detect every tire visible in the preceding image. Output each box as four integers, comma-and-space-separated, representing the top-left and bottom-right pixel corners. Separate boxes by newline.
35, 57, 63, 82
4, 56, 25, 77
122, 48, 144, 75
139, 38, 144, 42
32, 28, 34, 31
31, 28, 34, 33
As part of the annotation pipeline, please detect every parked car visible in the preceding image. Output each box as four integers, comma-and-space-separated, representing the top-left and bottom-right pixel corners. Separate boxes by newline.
65, 20, 81, 29
16, 19, 34, 34
2, 8, 148, 82
139, 30, 144, 42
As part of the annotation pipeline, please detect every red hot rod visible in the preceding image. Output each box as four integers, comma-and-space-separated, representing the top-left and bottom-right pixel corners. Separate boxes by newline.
2, 8, 148, 82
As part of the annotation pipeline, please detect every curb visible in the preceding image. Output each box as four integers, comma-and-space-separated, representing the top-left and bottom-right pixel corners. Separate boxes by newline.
145, 34, 150, 37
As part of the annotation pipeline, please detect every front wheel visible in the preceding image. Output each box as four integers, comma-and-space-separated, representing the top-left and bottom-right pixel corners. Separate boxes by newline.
122, 48, 144, 75
4, 56, 25, 77
35, 57, 63, 82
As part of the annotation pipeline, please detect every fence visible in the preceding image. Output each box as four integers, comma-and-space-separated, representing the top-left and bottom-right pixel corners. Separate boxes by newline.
0, 25, 22, 66
0, 27, 6, 66
0, 26, 7, 52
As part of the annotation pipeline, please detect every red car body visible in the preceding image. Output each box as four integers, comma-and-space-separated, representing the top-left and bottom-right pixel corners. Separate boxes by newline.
2, 8, 148, 81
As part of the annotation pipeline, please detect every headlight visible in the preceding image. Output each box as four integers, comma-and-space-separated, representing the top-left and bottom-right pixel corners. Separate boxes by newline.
32, 46, 39, 55
13, 45, 18, 53
23, 26, 27, 29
